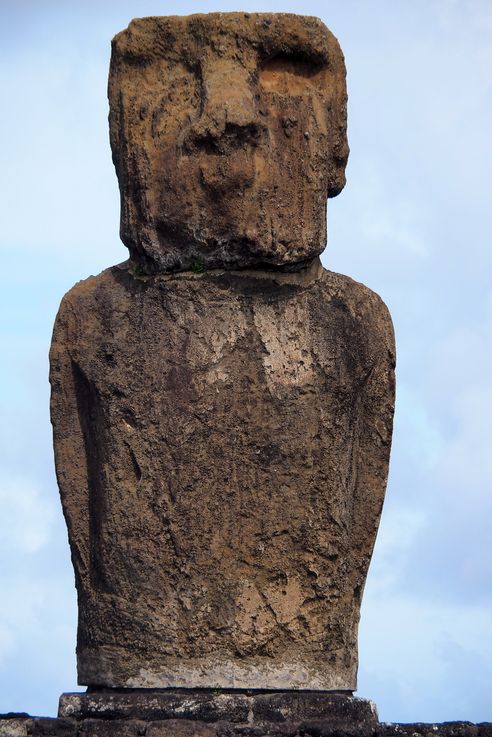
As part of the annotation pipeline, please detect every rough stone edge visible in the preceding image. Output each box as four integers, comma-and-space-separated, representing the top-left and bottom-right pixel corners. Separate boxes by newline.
77, 647, 357, 691
1, 716, 492, 737
58, 690, 377, 725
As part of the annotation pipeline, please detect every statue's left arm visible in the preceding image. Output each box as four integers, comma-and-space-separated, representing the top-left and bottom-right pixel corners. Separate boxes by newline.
351, 290, 396, 593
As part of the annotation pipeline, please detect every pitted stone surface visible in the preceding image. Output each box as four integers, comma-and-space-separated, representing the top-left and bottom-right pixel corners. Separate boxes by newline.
108, 13, 348, 273
58, 690, 250, 723
2, 713, 491, 737
50, 12, 394, 691
58, 691, 378, 727
50, 259, 394, 689
0, 718, 29, 737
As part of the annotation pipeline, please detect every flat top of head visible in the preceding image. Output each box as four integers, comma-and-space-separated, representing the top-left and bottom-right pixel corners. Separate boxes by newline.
108, 12, 348, 274
112, 12, 341, 71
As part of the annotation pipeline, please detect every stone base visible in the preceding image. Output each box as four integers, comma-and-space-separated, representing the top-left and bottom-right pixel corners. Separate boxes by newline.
2, 714, 492, 737
58, 689, 377, 729
1, 693, 491, 737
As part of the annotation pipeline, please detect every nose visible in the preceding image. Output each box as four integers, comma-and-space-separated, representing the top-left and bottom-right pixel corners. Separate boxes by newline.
184, 59, 263, 151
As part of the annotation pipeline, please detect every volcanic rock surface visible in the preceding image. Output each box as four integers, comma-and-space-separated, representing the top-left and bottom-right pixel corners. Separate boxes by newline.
50, 12, 395, 691
108, 13, 348, 273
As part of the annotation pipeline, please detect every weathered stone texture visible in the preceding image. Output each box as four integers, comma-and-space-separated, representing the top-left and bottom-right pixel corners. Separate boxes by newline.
2, 711, 491, 737
50, 11, 394, 691
108, 13, 348, 273
58, 691, 378, 726
50, 259, 394, 689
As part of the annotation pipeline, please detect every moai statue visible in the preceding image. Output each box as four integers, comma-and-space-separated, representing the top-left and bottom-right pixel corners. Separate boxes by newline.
50, 13, 395, 691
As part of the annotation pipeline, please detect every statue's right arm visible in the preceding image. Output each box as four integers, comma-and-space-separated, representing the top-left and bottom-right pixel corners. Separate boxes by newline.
49, 292, 90, 587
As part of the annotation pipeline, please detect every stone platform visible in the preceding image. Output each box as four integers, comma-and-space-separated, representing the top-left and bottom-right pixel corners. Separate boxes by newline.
1, 691, 491, 736
58, 690, 378, 726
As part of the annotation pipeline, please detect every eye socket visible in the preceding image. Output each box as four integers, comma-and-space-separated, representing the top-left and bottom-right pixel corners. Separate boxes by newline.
258, 52, 324, 95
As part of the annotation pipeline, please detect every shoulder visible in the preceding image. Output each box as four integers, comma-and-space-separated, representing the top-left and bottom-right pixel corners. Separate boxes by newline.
319, 268, 391, 319
317, 267, 395, 361
58, 261, 130, 314
54, 261, 133, 327
51, 261, 131, 347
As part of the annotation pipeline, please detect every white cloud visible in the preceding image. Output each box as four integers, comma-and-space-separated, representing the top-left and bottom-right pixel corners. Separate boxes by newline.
0, 475, 55, 554
394, 383, 444, 470
425, 292, 492, 496
0, 624, 15, 668
359, 594, 492, 722
436, 385, 492, 492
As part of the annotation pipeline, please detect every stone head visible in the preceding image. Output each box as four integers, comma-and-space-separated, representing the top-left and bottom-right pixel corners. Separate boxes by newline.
108, 13, 349, 273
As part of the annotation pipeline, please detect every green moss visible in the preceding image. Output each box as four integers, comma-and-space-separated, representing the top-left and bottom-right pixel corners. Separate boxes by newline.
131, 262, 146, 278
191, 261, 206, 274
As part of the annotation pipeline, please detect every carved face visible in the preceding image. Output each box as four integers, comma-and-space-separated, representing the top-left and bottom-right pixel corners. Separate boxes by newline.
109, 13, 349, 272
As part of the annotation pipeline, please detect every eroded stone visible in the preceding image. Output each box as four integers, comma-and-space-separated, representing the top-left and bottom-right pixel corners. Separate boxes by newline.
58, 691, 378, 727
50, 260, 394, 689
108, 13, 348, 273
50, 12, 395, 692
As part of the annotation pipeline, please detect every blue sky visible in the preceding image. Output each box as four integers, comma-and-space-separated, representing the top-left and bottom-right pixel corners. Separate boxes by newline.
1, 0, 491, 723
